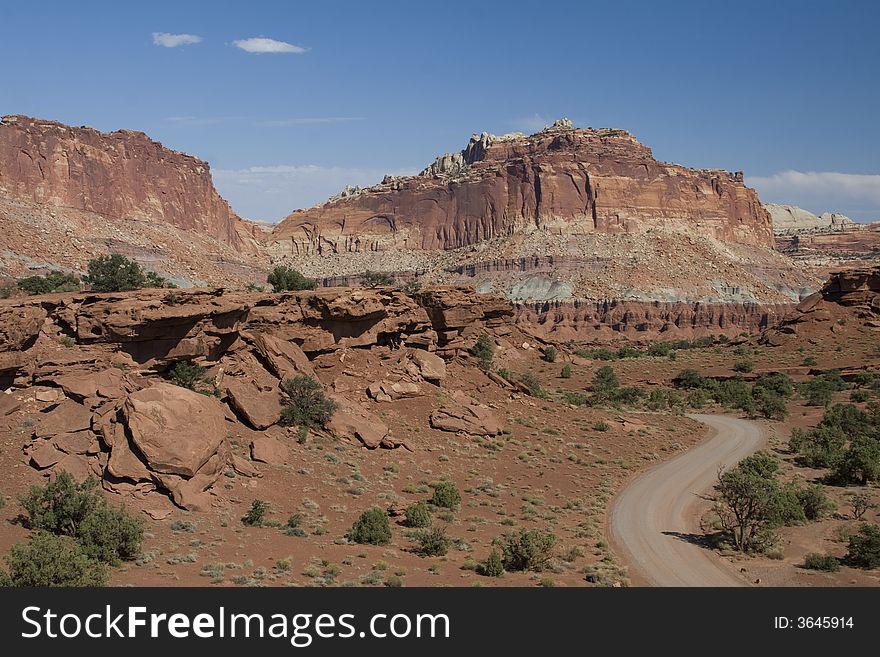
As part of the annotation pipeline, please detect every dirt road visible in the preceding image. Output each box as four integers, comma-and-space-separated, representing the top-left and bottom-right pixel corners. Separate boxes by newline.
610, 414, 765, 586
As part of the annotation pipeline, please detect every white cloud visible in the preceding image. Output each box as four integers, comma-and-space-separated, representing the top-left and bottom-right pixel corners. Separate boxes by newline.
164, 116, 243, 126
213, 164, 417, 221
259, 117, 365, 127
152, 32, 203, 48
232, 37, 308, 54
747, 170, 880, 222
507, 114, 551, 133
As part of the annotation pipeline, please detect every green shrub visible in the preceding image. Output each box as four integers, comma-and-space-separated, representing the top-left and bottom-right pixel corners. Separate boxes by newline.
594, 420, 610, 432
17, 271, 79, 295
279, 375, 336, 428
284, 513, 307, 537
480, 549, 504, 577
833, 435, 880, 485
802, 356, 818, 366
0, 532, 108, 587
144, 271, 167, 288
845, 523, 880, 569
168, 360, 208, 390
754, 372, 794, 399
404, 501, 432, 528
85, 254, 148, 292
79, 505, 144, 565
415, 527, 450, 557
647, 342, 675, 357
852, 389, 871, 403
542, 346, 557, 363
803, 553, 840, 572
752, 387, 789, 421
520, 372, 546, 398
267, 265, 317, 292
19, 472, 103, 537
674, 369, 705, 389
499, 528, 556, 572
591, 366, 619, 400
800, 371, 848, 407
611, 386, 646, 407
771, 484, 807, 526
687, 388, 710, 408
470, 334, 494, 371
616, 346, 640, 359
561, 390, 590, 406
733, 360, 754, 373
242, 500, 268, 527
789, 426, 846, 468
560, 364, 572, 379
399, 279, 422, 295
348, 508, 392, 545
796, 484, 835, 521
430, 481, 461, 510
849, 493, 876, 520
360, 270, 393, 288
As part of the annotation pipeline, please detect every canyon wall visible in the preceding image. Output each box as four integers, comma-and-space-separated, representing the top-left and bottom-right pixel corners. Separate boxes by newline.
0, 115, 258, 253
270, 121, 773, 256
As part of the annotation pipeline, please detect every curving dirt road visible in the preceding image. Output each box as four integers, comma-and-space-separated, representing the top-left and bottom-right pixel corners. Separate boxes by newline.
610, 414, 765, 587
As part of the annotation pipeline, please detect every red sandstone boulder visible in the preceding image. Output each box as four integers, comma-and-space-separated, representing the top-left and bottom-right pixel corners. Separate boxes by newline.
429, 391, 503, 436
250, 435, 288, 465
225, 378, 280, 430
34, 400, 93, 438
327, 394, 391, 449
122, 382, 226, 478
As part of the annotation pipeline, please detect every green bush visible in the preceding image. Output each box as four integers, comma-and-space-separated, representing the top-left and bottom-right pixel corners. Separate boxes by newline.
499, 528, 556, 572
845, 523, 880, 569
0, 532, 108, 587
360, 270, 393, 288
470, 334, 494, 371
19, 472, 103, 537
415, 527, 450, 557
168, 360, 208, 390
687, 388, 710, 408
79, 505, 144, 565
733, 360, 754, 373
85, 254, 148, 292
404, 501, 432, 528
800, 371, 848, 407
399, 279, 421, 295
802, 356, 818, 366
348, 508, 392, 545
674, 369, 705, 389
803, 553, 840, 572
752, 387, 789, 421
833, 435, 880, 485
242, 500, 268, 527
279, 375, 336, 428
647, 342, 675, 358
852, 389, 871, 403
796, 484, 835, 521
17, 271, 79, 295
267, 265, 317, 292
789, 426, 846, 468
593, 420, 610, 432
560, 364, 572, 379
849, 493, 876, 520
480, 549, 504, 577
561, 390, 590, 406
520, 372, 546, 398
616, 346, 640, 359
591, 366, 619, 397
611, 386, 646, 407
430, 481, 461, 510
542, 346, 557, 363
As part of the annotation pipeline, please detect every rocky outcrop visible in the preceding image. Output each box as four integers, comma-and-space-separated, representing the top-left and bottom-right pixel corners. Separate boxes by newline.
429, 391, 503, 436
514, 299, 795, 341
761, 266, 880, 347
271, 121, 773, 256
768, 203, 856, 235
0, 115, 259, 253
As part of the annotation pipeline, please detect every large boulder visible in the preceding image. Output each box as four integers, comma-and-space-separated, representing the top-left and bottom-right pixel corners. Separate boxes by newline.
122, 382, 227, 478
34, 400, 93, 438
225, 378, 280, 430
50, 367, 130, 402
250, 435, 288, 464
248, 332, 314, 380
411, 349, 446, 382
429, 391, 503, 436
327, 394, 392, 449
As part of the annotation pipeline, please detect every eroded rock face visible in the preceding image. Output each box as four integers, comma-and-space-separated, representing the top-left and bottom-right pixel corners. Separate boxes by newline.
761, 266, 880, 347
271, 123, 772, 256
0, 115, 258, 252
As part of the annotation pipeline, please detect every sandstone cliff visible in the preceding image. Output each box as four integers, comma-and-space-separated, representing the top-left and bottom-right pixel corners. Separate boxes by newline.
0, 115, 258, 253
271, 120, 773, 256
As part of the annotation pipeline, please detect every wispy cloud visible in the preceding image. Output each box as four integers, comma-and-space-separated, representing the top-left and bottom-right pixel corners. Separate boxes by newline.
164, 116, 243, 126
232, 37, 308, 54
258, 117, 366, 127
152, 32, 203, 48
747, 170, 880, 222
213, 164, 416, 221
507, 114, 551, 133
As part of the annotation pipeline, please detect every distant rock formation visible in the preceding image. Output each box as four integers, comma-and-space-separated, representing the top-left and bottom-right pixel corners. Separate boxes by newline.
767, 203, 856, 235
0, 115, 259, 253
270, 120, 773, 256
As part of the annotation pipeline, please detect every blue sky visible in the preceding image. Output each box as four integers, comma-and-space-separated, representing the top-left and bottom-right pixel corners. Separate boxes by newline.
1, 0, 878, 221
